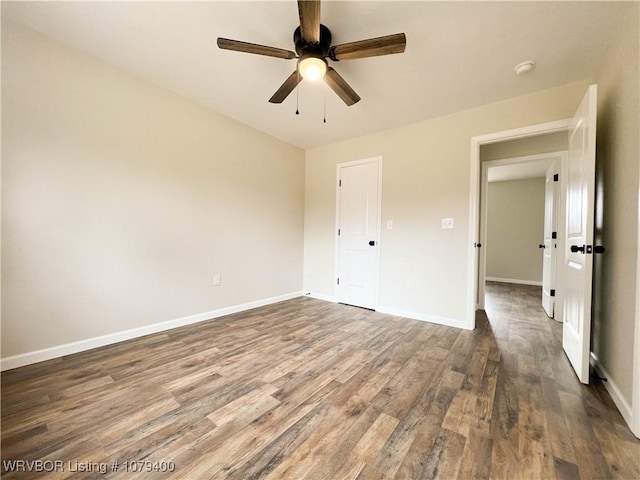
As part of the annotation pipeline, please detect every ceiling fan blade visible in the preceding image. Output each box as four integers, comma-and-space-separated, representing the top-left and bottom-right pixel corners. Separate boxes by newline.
298, 0, 321, 43
324, 67, 360, 106
269, 71, 302, 103
217, 38, 296, 60
330, 33, 406, 61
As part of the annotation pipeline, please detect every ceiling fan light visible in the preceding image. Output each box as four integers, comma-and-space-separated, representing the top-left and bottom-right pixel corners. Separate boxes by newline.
298, 56, 327, 81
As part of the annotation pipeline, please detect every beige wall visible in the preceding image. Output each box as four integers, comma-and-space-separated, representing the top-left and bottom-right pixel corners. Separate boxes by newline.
1, 23, 305, 359
592, 3, 639, 406
486, 178, 545, 284
480, 132, 567, 162
304, 80, 590, 327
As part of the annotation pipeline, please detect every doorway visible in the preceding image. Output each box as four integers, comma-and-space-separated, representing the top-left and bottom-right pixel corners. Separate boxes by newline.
478, 150, 567, 321
467, 119, 571, 328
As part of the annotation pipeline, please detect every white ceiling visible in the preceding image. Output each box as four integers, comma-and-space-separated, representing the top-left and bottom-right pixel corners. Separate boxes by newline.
2, 1, 630, 149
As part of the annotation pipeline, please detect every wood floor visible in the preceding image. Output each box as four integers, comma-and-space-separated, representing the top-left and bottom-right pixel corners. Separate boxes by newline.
2, 283, 639, 479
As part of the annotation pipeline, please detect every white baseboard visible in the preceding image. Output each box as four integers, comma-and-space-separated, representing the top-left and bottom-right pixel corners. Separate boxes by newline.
303, 292, 337, 303
590, 352, 634, 430
302, 294, 471, 330
376, 306, 472, 330
1, 291, 303, 371
485, 277, 542, 287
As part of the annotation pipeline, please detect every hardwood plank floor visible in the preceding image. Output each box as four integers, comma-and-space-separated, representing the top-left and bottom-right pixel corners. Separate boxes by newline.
2, 283, 639, 479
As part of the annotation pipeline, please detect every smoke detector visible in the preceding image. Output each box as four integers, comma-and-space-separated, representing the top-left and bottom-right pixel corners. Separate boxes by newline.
514, 61, 535, 75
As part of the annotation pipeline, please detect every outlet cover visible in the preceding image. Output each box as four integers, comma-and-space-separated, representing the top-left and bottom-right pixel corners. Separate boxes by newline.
441, 217, 454, 229
213, 274, 221, 286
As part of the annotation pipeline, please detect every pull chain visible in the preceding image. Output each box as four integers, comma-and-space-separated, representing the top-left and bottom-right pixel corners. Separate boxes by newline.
295, 70, 300, 115
323, 82, 327, 123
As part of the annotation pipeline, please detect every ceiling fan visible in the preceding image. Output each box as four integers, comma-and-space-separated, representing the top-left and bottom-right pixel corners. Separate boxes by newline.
217, 1, 406, 106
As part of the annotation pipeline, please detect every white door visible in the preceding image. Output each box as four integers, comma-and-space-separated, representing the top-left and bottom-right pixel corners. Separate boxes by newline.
562, 84, 597, 384
542, 161, 559, 317
337, 160, 381, 309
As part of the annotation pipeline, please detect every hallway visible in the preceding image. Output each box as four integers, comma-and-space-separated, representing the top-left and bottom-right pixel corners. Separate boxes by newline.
482, 281, 640, 479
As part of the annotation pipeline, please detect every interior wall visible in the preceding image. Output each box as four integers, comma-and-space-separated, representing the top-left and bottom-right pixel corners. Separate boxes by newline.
1, 23, 305, 359
304, 80, 590, 328
486, 178, 545, 284
592, 3, 640, 407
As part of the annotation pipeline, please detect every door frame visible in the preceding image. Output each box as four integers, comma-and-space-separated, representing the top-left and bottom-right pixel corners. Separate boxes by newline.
543, 157, 565, 321
334, 156, 383, 308
634, 178, 640, 437
468, 119, 570, 327
478, 151, 567, 314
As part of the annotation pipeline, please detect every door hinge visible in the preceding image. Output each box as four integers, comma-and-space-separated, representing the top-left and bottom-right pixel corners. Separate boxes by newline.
339, 179, 342, 187
552, 231, 557, 239
553, 174, 559, 182
338, 228, 341, 236
337, 278, 340, 285
550, 289, 556, 297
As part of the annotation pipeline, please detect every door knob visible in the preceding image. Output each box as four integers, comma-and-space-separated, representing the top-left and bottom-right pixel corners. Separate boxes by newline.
538, 244, 546, 249
368, 240, 376, 246
594, 245, 606, 254
570, 245, 585, 253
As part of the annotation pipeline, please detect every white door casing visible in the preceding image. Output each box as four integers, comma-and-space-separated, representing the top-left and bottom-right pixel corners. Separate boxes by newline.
542, 161, 559, 318
562, 84, 598, 384
469, 120, 570, 328
336, 158, 381, 309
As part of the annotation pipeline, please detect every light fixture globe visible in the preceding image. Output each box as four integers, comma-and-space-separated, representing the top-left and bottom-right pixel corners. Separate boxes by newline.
298, 56, 327, 81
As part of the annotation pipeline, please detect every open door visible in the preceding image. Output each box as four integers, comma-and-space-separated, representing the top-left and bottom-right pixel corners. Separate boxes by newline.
562, 84, 597, 384
542, 161, 559, 318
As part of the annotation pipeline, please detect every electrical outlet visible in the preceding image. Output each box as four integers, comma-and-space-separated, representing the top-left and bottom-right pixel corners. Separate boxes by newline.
213, 274, 221, 286
441, 217, 454, 229
386, 220, 394, 230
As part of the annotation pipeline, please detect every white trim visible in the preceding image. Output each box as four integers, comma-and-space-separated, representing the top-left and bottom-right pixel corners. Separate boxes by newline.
468, 119, 571, 329
376, 306, 471, 330
481, 151, 567, 169
468, 139, 481, 320
473, 119, 571, 145
633, 166, 640, 438
555, 153, 568, 324
335, 156, 383, 309
304, 292, 337, 303
485, 277, 543, 287
591, 352, 634, 429
299, 294, 471, 330
478, 157, 488, 309
1, 291, 303, 371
